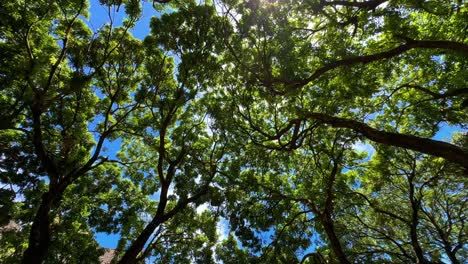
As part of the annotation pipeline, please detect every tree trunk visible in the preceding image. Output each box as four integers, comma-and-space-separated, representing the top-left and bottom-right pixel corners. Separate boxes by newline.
320, 214, 351, 264
408, 180, 429, 264
409, 219, 428, 264
117, 185, 209, 264
118, 186, 169, 264
22, 192, 54, 264
444, 246, 460, 264
118, 215, 165, 264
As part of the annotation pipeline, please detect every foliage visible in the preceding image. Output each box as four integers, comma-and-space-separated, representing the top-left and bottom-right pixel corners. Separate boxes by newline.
0, 0, 467, 263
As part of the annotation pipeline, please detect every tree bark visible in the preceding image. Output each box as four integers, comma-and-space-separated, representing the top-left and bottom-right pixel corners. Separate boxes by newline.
320, 214, 351, 264
408, 181, 429, 264
118, 186, 209, 264
445, 246, 460, 264
299, 39, 468, 87
321, 160, 351, 264
300, 112, 468, 168
118, 215, 166, 264
22, 192, 54, 264
265, 39, 468, 92
22, 103, 60, 264
118, 186, 169, 264
23, 86, 111, 262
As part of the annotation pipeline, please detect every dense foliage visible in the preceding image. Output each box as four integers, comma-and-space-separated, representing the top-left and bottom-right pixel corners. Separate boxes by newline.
0, 0, 466, 263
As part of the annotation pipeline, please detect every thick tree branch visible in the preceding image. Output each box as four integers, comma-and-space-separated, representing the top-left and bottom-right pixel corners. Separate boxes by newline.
317, 0, 388, 9
266, 39, 468, 92
320, 158, 351, 264
407, 172, 429, 264
394, 84, 468, 100
118, 181, 212, 264
299, 111, 468, 168
30, 102, 59, 182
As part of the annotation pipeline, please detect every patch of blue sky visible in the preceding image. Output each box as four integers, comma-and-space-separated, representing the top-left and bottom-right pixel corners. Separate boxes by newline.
95, 231, 120, 248
352, 141, 376, 160
87, 0, 161, 40
433, 122, 466, 142
299, 232, 325, 260
216, 217, 230, 243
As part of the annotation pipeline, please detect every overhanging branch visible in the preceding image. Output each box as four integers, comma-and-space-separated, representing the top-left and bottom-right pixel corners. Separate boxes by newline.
266, 39, 468, 92
299, 111, 468, 168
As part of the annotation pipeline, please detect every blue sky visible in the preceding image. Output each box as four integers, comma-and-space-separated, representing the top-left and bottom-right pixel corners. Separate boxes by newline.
87, 0, 159, 40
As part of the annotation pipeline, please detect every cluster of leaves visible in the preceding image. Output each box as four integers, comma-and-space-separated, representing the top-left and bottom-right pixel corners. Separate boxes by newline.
0, 0, 467, 263
210, 1, 467, 263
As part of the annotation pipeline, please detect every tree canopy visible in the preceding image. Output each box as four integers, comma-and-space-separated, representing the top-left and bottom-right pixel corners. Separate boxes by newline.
0, 0, 467, 263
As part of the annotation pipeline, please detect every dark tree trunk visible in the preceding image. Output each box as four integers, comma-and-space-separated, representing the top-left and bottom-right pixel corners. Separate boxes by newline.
118, 215, 165, 264
319, 159, 351, 264
445, 246, 460, 264
117, 185, 209, 264
118, 186, 169, 264
320, 214, 351, 264
408, 180, 430, 264
409, 217, 428, 264
22, 192, 54, 264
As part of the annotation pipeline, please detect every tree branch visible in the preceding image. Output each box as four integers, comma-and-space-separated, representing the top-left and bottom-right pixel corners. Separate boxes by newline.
267, 39, 468, 92
299, 111, 468, 168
